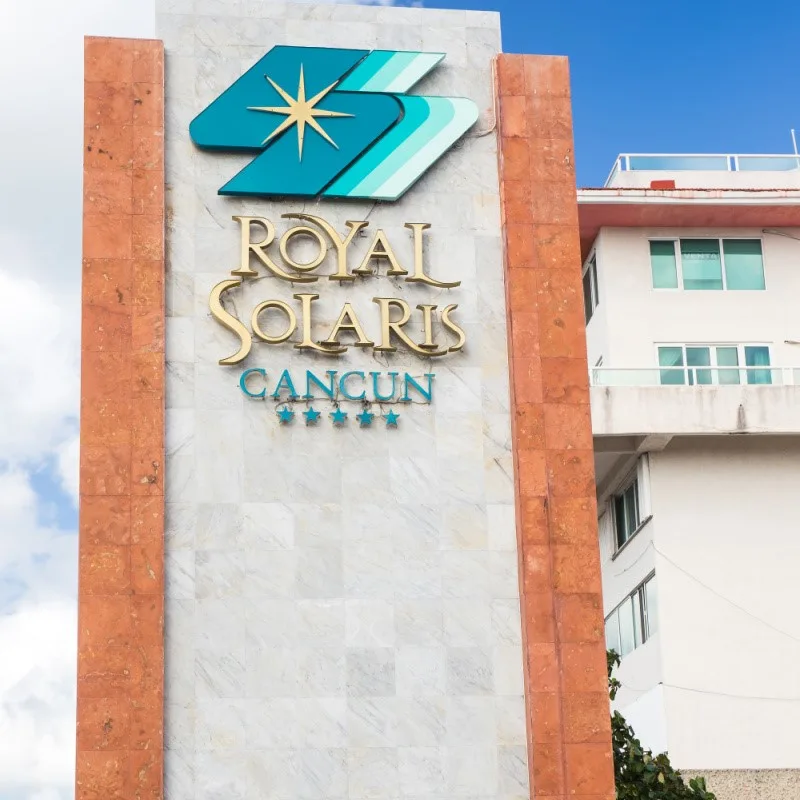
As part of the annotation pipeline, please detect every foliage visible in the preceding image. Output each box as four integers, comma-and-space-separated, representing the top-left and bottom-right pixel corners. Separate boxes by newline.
608, 651, 716, 800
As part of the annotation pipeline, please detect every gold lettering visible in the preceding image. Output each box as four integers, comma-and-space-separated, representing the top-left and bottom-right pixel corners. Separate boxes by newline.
279, 226, 327, 273
404, 222, 460, 288
323, 303, 374, 349
416, 304, 437, 349
231, 215, 316, 283
372, 297, 432, 355
209, 278, 252, 365
354, 230, 408, 277
283, 213, 368, 282
251, 300, 297, 344
293, 293, 345, 355
441, 304, 466, 352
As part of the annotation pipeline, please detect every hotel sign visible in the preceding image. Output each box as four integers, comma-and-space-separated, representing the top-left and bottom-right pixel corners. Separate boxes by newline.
190, 45, 478, 200
194, 46, 478, 426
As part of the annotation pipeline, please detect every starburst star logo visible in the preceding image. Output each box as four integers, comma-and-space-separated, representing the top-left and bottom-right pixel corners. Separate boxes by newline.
248, 67, 353, 159
189, 45, 479, 201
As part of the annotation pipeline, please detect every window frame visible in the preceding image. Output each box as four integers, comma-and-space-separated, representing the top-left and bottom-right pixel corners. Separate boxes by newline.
649, 236, 767, 292
582, 250, 599, 324
605, 572, 658, 658
654, 342, 772, 385
612, 474, 640, 552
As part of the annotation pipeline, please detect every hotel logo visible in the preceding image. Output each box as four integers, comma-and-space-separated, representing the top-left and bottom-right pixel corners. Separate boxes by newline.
190, 45, 478, 201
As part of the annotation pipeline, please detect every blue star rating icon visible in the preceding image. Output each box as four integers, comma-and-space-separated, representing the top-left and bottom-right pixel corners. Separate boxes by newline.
356, 410, 374, 428
330, 408, 348, 426
277, 407, 295, 424
303, 407, 321, 425
385, 410, 400, 428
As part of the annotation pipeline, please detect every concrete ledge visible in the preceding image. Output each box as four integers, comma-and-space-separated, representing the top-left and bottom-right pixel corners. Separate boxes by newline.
591, 385, 800, 437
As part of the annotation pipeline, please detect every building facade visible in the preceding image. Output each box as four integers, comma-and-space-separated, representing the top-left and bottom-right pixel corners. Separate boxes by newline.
582, 155, 800, 799
77, 3, 614, 800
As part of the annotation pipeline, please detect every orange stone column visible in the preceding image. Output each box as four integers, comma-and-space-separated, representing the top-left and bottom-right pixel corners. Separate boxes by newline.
77, 37, 166, 800
496, 55, 615, 799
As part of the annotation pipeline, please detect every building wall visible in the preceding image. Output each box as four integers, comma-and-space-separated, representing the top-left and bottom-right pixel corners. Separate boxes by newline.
647, 437, 800, 770
681, 769, 800, 800
585, 226, 800, 369
158, 4, 533, 799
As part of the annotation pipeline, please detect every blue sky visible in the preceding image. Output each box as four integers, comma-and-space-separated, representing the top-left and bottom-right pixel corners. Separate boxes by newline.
430, 0, 800, 185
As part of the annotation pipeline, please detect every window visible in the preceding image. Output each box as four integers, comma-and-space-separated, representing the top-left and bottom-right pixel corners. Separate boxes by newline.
613, 478, 640, 550
582, 254, 599, 323
605, 573, 658, 657
649, 238, 765, 290
657, 344, 772, 385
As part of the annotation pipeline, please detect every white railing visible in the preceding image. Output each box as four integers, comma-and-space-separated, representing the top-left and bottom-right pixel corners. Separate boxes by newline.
604, 153, 800, 187
590, 366, 800, 388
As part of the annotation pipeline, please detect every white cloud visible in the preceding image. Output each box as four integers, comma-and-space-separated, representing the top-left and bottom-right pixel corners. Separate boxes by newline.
0, 466, 77, 800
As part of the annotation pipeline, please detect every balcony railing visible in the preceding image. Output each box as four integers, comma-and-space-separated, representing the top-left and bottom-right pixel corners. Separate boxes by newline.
590, 366, 800, 388
605, 153, 800, 187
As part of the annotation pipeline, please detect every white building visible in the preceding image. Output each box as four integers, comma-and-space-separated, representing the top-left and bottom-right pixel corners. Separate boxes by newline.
580, 153, 800, 799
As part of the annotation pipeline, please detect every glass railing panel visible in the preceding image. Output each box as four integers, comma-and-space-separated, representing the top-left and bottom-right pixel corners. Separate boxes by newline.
627, 155, 729, 172
737, 156, 800, 172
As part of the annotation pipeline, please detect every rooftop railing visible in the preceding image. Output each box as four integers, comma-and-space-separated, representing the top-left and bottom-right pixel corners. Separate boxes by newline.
604, 154, 800, 187
590, 366, 800, 388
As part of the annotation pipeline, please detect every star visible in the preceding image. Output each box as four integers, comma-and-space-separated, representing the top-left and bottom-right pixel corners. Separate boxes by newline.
385, 410, 400, 428
247, 65, 354, 160
330, 408, 348, 426
303, 407, 321, 425
277, 407, 295, 424
356, 410, 374, 428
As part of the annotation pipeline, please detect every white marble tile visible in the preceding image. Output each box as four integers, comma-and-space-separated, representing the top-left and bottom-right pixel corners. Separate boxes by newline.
196, 503, 243, 550
295, 698, 348, 747
195, 551, 245, 599
446, 696, 496, 744
346, 648, 396, 697
294, 647, 346, 697
444, 599, 493, 647
195, 649, 247, 699
394, 697, 447, 747
347, 747, 399, 799
167, 317, 196, 363
498, 745, 530, 794
495, 696, 527, 746
246, 646, 297, 698
166, 551, 195, 600
446, 648, 493, 696
244, 699, 296, 748
345, 600, 395, 648
166, 503, 197, 551
394, 599, 444, 647
244, 549, 296, 599
243, 502, 295, 549
487, 504, 517, 551
296, 600, 345, 648
493, 646, 525, 697
164, 748, 195, 797
396, 647, 445, 697
244, 749, 294, 800
347, 698, 397, 747
296, 545, 343, 599
196, 699, 246, 751
293, 748, 348, 799
398, 746, 446, 795
195, 750, 248, 799
446, 745, 498, 796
